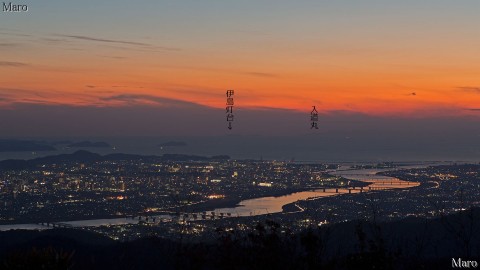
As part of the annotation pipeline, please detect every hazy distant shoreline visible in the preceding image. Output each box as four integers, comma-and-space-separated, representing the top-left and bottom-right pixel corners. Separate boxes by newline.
1, 137, 478, 163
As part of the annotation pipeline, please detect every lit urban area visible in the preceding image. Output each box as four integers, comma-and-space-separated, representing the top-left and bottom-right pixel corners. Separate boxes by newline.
1, 151, 478, 242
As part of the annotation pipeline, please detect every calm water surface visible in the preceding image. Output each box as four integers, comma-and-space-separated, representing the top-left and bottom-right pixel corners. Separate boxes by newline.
0, 166, 427, 230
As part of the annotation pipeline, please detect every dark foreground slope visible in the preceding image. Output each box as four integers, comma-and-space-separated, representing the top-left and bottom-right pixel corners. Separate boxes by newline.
1, 208, 479, 270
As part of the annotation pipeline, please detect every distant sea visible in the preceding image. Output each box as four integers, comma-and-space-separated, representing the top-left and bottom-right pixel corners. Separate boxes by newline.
1, 136, 479, 163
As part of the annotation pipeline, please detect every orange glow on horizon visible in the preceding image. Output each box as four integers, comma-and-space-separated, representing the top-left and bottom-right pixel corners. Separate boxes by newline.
1, 38, 480, 117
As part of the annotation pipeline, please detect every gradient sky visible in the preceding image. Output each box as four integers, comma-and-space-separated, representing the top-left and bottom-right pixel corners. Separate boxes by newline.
1, 1, 480, 138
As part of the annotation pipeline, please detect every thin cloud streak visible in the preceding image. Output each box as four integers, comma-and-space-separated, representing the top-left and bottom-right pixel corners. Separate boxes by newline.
99, 94, 205, 108
61, 34, 151, 46
0, 88, 43, 97
0, 28, 31, 37
85, 89, 115, 94
58, 34, 181, 52
0, 61, 29, 67
457, 87, 480, 93
0, 43, 20, 47
243, 72, 278, 78
0, 87, 104, 106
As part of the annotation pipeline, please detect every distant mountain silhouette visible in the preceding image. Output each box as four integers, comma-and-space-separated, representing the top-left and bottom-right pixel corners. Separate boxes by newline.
210, 155, 230, 160
49, 140, 74, 146
162, 153, 207, 161
67, 141, 111, 148
158, 141, 187, 147
0, 140, 56, 152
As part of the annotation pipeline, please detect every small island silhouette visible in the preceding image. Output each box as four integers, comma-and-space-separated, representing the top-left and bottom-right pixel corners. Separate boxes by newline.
67, 141, 111, 148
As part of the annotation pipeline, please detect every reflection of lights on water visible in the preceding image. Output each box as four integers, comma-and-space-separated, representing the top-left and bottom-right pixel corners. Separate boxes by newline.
208, 194, 225, 199
318, 220, 328, 226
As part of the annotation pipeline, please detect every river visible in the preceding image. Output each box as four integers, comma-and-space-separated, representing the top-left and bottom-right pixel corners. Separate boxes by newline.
0, 165, 425, 231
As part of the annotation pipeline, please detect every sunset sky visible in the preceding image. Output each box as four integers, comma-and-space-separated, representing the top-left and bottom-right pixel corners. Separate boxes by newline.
1, 1, 480, 138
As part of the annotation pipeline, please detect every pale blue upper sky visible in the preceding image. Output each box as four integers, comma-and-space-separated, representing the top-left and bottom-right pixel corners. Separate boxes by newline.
4, 1, 480, 49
